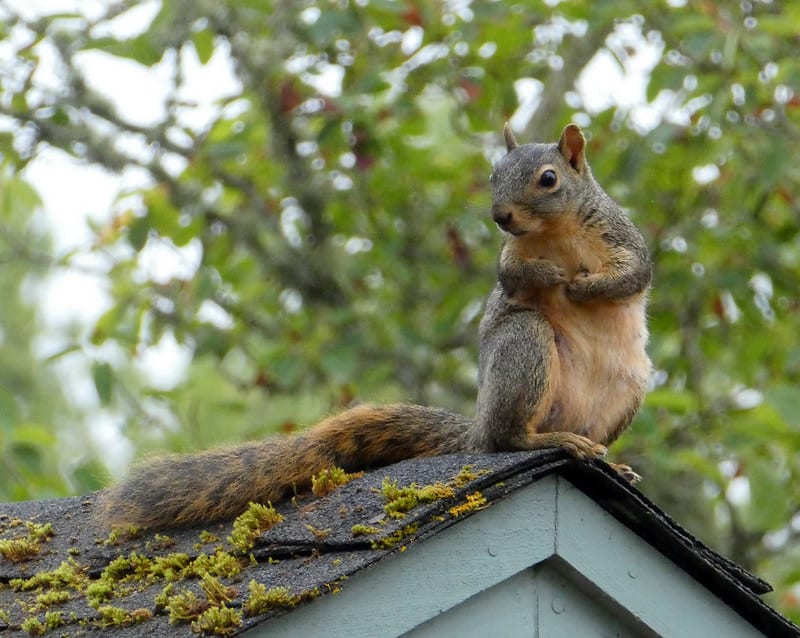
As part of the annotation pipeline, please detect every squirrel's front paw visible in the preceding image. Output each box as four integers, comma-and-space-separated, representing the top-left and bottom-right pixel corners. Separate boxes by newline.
559, 433, 607, 460
533, 260, 568, 288
566, 273, 601, 301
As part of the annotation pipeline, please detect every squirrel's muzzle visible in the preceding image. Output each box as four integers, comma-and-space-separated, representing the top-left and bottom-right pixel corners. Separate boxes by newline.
492, 204, 513, 230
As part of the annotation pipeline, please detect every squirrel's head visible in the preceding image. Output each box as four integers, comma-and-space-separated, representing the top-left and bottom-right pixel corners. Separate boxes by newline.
490, 123, 592, 236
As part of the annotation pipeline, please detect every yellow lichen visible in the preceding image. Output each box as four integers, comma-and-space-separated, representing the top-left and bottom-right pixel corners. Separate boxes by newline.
452, 465, 491, 487
449, 491, 489, 517
351, 524, 380, 537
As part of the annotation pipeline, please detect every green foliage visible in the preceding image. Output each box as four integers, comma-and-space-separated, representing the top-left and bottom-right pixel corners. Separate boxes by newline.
0, 0, 799, 622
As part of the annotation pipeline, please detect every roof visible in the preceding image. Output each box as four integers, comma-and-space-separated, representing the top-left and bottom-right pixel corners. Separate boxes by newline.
1, 450, 797, 637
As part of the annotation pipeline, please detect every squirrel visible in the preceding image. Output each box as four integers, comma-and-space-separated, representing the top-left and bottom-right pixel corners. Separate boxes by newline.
97, 123, 652, 529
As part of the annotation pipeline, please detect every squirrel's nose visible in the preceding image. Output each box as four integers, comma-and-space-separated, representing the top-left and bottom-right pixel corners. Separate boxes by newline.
492, 205, 513, 229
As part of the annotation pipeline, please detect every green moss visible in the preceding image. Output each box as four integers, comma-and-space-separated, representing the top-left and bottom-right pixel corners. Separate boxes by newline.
94, 604, 150, 628
166, 589, 208, 624
371, 523, 419, 550
199, 530, 220, 544
228, 502, 283, 552
191, 605, 242, 637
21, 610, 65, 635
311, 466, 363, 497
44, 610, 64, 630
0, 537, 40, 563
189, 550, 243, 579
10, 559, 87, 592
351, 524, 380, 537
0, 521, 53, 563
153, 583, 175, 610
85, 580, 115, 607
149, 533, 176, 550
33, 590, 71, 610
200, 574, 237, 606
243, 581, 300, 617
21, 616, 45, 636
101, 526, 142, 546
27, 522, 54, 542
149, 552, 191, 581
381, 478, 455, 519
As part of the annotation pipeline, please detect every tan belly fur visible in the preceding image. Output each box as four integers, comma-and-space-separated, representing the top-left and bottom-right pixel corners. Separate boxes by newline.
539, 290, 651, 443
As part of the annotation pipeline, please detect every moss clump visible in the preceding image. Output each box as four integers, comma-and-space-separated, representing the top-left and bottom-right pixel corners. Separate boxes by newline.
199, 530, 220, 544
153, 583, 175, 610
311, 467, 363, 497
166, 589, 208, 624
33, 590, 71, 610
0, 537, 40, 563
85, 580, 115, 607
149, 552, 191, 581
449, 491, 488, 517
27, 522, 54, 542
200, 574, 238, 606
10, 559, 87, 592
20, 610, 64, 635
452, 465, 491, 487
0, 521, 54, 563
20, 616, 45, 636
381, 478, 455, 519
191, 605, 242, 637
188, 550, 243, 579
243, 581, 301, 617
95, 605, 151, 628
101, 526, 142, 546
351, 524, 380, 537
228, 502, 283, 552
371, 523, 419, 550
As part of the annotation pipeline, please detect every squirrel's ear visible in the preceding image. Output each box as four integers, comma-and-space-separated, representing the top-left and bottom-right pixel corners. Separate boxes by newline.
503, 123, 519, 152
558, 123, 586, 172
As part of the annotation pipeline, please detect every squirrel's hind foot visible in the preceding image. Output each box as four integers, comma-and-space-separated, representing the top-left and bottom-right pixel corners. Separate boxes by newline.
607, 462, 642, 484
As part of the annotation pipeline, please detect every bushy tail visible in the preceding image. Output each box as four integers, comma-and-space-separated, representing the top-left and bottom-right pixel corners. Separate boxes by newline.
96, 404, 472, 529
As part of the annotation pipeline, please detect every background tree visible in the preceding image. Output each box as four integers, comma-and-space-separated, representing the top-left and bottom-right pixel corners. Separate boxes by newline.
1, 0, 799, 620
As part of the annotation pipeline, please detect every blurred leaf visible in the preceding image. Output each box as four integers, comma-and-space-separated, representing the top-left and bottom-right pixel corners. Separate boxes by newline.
92, 362, 113, 405
192, 29, 215, 64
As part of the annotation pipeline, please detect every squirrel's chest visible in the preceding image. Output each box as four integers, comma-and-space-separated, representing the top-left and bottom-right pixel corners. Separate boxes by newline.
540, 294, 651, 443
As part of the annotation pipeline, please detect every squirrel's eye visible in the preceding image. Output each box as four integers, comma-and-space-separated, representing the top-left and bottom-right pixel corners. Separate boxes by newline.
539, 170, 557, 188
